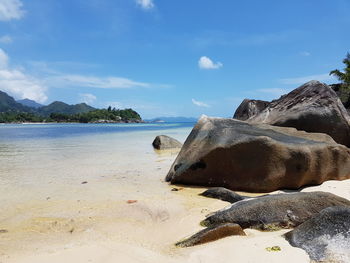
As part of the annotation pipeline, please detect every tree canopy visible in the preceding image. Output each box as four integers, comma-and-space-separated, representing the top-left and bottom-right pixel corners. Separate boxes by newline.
330, 53, 350, 86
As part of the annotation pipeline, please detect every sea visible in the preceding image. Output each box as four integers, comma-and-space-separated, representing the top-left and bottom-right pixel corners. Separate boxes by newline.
0, 122, 197, 258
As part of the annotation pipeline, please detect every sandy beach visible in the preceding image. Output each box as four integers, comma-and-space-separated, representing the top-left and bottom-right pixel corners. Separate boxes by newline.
1, 124, 350, 263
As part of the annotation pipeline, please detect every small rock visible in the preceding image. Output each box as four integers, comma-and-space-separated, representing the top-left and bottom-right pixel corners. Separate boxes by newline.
152, 135, 182, 150
127, 200, 137, 204
0, 229, 8, 233
81, 181, 88, 184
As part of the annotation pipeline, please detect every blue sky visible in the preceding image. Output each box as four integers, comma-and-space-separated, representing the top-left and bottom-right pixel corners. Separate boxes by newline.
0, 0, 349, 118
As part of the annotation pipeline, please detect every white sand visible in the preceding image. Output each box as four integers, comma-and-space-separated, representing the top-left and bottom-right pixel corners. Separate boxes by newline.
1, 128, 350, 263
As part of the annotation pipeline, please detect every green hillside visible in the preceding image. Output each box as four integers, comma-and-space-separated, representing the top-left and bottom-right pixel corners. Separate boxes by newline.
38, 101, 96, 116
0, 91, 33, 113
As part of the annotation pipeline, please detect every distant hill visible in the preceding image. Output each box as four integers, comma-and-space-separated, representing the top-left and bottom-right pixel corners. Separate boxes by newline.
0, 91, 33, 113
38, 101, 96, 116
146, 116, 198, 123
17, 98, 43, 109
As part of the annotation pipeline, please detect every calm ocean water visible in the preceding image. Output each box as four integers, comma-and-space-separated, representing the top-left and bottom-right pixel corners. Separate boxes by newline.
0, 123, 194, 199
0, 122, 195, 141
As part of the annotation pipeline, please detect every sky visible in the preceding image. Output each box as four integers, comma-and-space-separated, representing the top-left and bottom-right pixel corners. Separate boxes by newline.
0, 0, 349, 119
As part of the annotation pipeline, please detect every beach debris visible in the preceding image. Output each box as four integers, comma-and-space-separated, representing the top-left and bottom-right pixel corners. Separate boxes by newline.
285, 206, 350, 262
127, 200, 138, 204
265, 246, 281, 252
0, 229, 8, 233
81, 181, 88, 184
166, 115, 350, 192
152, 135, 182, 150
176, 223, 245, 247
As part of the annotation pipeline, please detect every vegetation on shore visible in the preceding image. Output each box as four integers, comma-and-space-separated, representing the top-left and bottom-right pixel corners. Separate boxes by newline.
0, 90, 142, 123
0, 107, 141, 123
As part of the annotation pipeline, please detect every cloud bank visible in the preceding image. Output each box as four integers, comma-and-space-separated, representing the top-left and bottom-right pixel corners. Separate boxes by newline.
0, 48, 47, 103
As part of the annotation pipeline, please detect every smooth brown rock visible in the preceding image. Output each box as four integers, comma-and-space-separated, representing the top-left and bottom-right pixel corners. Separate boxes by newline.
176, 223, 245, 247
166, 116, 350, 192
152, 135, 182, 150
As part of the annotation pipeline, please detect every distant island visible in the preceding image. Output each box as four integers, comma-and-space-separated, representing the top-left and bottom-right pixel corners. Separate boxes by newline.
145, 116, 198, 123
0, 90, 142, 123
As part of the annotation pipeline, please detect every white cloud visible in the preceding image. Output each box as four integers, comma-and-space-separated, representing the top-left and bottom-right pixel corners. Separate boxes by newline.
0, 48, 9, 68
0, 0, 25, 21
0, 48, 47, 103
79, 93, 96, 105
136, 0, 154, 10
192, 98, 210, 108
47, 74, 150, 89
198, 56, 223, 70
280, 73, 335, 85
300, 51, 311, 57
0, 35, 12, 43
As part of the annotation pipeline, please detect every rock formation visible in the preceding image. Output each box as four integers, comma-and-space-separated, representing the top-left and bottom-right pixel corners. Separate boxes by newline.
166, 116, 350, 192
201, 191, 350, 229
152, 135, 182, 150
233, 99, 269, 121
285, 206, 350, 262
234, 81, 350, 147
176, 223, 245, 247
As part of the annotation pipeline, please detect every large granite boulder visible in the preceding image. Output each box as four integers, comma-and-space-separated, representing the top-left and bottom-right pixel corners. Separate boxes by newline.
152, 135, 182, 150
236, 81, 350, 147
202, 192, 350, 229
233, 99, 269, 121
166, 116, 350, 192
285, 206, 350, 262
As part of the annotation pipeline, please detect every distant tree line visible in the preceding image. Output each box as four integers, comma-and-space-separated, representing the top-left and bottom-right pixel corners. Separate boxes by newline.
0, 107, 141, 123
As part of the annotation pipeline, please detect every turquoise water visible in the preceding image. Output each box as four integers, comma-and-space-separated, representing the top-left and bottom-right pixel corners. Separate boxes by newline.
0, 123, 194, 201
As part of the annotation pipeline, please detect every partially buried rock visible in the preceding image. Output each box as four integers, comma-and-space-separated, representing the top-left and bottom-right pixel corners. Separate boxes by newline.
152, 135, 182, 150
176, 223, 245, 247
236, 80, 350, 147
285, 206, 350, 263
166, 116, 350, 192
200, 187, 249, 203
201, 191, 350, 230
